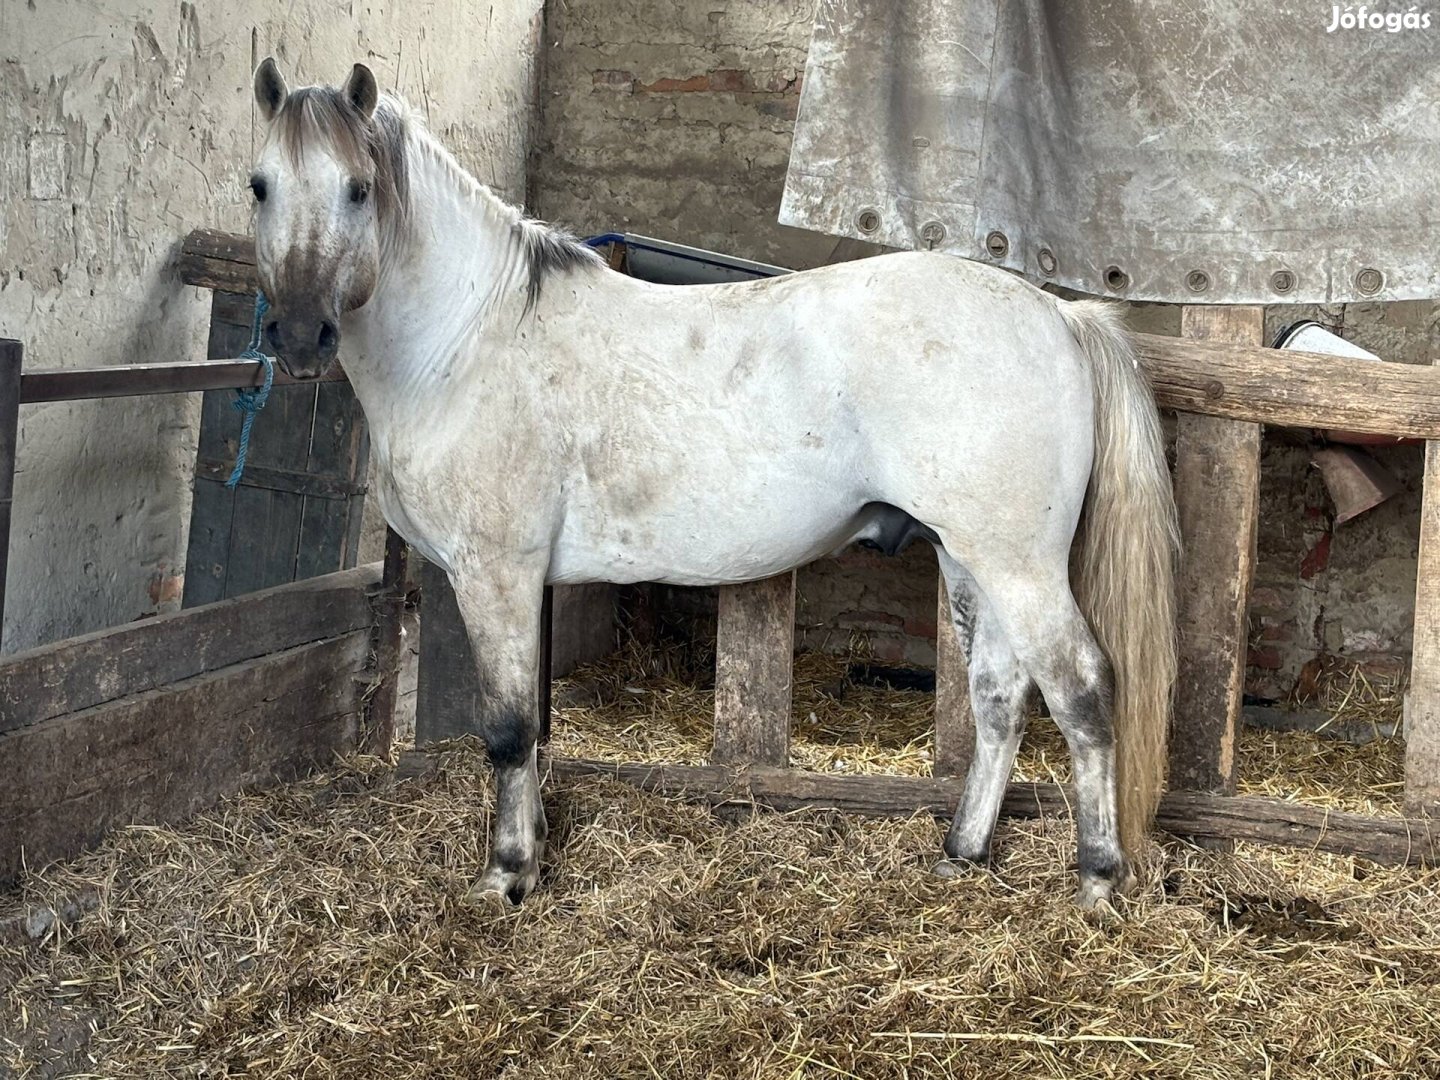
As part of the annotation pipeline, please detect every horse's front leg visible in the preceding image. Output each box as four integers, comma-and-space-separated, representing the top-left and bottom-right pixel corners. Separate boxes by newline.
449, 558, 548, 906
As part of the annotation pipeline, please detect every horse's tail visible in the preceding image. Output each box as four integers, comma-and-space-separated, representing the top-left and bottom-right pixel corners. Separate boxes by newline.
1056, 299, 1180, 854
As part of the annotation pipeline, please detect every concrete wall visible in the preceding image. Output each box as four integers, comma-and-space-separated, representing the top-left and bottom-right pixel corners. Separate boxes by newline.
0, 0, 543, 654
533, 0, 1437, 692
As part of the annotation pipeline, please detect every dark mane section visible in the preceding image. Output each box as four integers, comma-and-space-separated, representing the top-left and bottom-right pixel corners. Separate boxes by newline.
275, 86, 409, 233
517, 219, 604, 314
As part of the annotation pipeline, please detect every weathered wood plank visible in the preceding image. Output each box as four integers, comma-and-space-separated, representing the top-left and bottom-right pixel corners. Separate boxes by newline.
713, 572, 795, 767
1132, 331, 1440, 438
1168, 307, 1264, 795
0, 563, 380, 734
933, 575, 973, 777
364, 529, 410, 757
1407, 374, 1440, 811
0, 632, 369, 883
544, 757, 1440, 867
416, 560, 482, 745
178, 228, 259, 295
0, 339, 21, 651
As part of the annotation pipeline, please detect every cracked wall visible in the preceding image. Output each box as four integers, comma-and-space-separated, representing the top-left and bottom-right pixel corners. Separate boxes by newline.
0, 0, 543, 653
533, 0, 1438, 692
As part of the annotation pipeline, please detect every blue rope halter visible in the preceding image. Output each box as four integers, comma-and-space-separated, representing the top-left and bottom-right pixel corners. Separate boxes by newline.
226, 290, 276, 489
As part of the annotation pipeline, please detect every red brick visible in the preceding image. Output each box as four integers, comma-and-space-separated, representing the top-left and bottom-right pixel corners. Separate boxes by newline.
1248, 646, 1283, 670
637, 74, 709, 93
903, 617, 938, 640
707, 69, 750, 92
1248, 586, 1285, 612
1299, 532, 1332, 580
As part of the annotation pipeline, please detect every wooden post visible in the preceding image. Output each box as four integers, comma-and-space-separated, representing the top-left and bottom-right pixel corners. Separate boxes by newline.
713, 572, 795, 766
1167, 306, 1264, 794
1406, 362, 1440, 811
415, 561, 479, 745
364, 528, 410, 757
0, 340, 20, 652
539, 585, 554, 744
933, 575, 974, 777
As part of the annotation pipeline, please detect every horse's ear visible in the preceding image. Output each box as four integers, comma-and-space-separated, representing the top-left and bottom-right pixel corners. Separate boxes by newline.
343, 63, 379, 120
254, 57, 288, 121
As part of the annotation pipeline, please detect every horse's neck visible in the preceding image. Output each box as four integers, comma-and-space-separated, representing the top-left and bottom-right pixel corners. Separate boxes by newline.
341, 140, 527, 436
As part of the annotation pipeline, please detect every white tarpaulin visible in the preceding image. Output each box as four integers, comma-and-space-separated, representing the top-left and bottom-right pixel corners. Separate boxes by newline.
780, 1, 1440, 303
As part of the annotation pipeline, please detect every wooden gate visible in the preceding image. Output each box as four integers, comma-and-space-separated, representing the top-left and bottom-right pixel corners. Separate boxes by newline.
179, 232, 369, 606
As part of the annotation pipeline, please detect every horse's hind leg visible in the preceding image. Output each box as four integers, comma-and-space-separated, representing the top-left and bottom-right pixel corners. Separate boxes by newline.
977, 567, 1133, 908
934, 554, 1034, 869
449, 560, 549, 906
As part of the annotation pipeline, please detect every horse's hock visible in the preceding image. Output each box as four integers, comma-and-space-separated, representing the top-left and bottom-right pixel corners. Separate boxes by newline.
6, 228, 1440, 888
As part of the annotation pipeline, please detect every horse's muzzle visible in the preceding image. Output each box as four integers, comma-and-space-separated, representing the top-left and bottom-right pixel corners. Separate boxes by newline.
265, 309, 340, 380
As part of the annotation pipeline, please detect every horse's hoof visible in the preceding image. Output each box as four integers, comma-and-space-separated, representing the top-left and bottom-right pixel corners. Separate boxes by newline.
931, 857, 982, 879
1074, 865, 1135, 910
465, 863, 539, 907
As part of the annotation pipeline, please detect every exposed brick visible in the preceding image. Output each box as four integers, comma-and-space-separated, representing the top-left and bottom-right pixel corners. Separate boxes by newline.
707, 68, 750, 92
1258, 621, 1294, 642
1299, 532, 1332, 580
591, 69, 636, 91
636, 74, 710, 93
1248, 647, 1283, 670
1249, 586, 1285, 612
903, 616, 938, 640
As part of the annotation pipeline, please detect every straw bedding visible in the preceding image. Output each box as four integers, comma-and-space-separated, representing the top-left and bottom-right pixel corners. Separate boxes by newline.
2, 645, 1434, 1079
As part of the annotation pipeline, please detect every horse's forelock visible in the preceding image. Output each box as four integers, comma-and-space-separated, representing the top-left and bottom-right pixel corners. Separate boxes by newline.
273, 86, 409, 231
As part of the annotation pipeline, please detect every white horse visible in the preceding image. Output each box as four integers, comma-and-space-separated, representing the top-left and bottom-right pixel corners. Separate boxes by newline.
246, 60, 1179, 908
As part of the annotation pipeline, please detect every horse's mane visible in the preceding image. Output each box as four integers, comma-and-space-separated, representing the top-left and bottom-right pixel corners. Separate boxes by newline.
273, 84, 601, 313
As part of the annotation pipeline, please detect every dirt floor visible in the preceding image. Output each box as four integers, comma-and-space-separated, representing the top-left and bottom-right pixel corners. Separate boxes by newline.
2, 647, 1435, 1079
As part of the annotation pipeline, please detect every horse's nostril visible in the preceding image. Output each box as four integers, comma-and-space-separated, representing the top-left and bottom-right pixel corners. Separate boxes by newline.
264, 320, 283, 350
317, 320, 339, 355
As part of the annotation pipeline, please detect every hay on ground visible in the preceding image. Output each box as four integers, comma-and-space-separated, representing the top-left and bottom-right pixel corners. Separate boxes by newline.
0, 646, 1430, 1079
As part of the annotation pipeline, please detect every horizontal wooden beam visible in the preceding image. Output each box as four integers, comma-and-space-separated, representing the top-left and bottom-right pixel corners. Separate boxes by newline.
0, 632, 369, 883
19, 358, 344, 404
193, 457, 367, 499
0, 562, 381, 735
1134, 332, 1440, 438
544, 757, 1440, 868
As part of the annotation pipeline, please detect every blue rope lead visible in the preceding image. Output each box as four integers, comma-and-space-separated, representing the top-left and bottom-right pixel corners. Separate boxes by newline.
226, 291, 275, 489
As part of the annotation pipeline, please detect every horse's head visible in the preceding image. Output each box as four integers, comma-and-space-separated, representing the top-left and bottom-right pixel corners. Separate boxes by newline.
249, 58, 405, 379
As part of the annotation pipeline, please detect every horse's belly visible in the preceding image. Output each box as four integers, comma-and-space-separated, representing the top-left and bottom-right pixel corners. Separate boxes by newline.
547, 493, 860, 587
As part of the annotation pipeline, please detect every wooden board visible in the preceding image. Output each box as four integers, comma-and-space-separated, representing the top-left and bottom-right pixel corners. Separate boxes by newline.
1168, 307, 1264, 795
0, 339, 20, 651
1408, 376, 1440, 811
415, 560, 483, 745
933, 575, 973, 777
0, 632, 369, 883
0, 564, 379, 735
1131, 332, 1440, 438
545, 757, 1440, 868
182, 290, 368, 607
713, 572, 795, 767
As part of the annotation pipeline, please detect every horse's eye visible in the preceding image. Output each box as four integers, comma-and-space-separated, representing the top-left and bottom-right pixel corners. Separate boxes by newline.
249, 176, 267, 203
348, 178, 369, 205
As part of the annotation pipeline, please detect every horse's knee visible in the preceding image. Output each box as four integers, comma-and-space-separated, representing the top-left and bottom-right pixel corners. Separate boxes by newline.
479, 700, 540, 767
